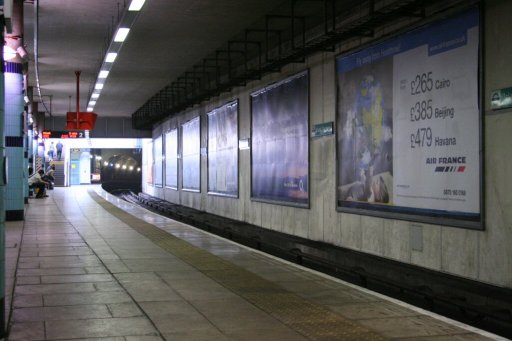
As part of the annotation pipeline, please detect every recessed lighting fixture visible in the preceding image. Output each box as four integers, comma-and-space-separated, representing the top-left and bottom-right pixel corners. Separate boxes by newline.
98, 70, 109, 78
89, 101, 97, 106
105, 52, 118, 63
114, 28, 130, 42
87, 107, 94, 112
129, 0, 146, 11
91, 93, 100, 99
95, 83, 104, 90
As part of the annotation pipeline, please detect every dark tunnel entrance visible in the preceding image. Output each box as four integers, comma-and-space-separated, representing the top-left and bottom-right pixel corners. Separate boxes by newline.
90, 148, 142, 193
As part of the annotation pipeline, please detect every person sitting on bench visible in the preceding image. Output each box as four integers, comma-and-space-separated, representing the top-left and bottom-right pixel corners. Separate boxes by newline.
43, 164, 56, 189
28, 169, 49, 198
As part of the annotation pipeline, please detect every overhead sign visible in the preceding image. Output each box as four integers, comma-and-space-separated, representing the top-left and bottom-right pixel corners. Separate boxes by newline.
66, 111, 98, 130
42, 130, 85, 139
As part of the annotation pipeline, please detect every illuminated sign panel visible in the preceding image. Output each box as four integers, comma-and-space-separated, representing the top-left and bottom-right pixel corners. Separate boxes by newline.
42, 131, 85, 139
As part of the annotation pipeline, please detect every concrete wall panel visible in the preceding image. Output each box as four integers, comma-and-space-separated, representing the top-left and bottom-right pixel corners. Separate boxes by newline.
410, 224, 442, 271
441, 227, 479, 280
148, 0, 512, 288
382, 220, 410, 263
339, 213, 362, 251
361, 216, 384, 256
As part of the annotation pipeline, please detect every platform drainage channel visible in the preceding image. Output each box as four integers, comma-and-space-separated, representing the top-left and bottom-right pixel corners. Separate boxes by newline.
89, 190, 385, 340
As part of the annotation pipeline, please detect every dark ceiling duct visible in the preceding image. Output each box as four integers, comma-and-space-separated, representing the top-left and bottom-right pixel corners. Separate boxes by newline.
132, 0, 470, 130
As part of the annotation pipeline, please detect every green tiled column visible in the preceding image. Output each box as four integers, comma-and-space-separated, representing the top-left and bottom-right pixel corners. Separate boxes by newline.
0, 21, 6, 338
4, 64, 25, 221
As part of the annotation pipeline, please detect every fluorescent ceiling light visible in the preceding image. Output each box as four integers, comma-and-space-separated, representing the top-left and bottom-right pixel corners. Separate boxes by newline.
114, 28, 130, 42
87, 107, 94, 112
99, 70, 109, 78
91, 93, 100, 99
129, 0, 146, 11
89, 101, 97, 106
105, 52, 118, 63
95, 83, 104, 90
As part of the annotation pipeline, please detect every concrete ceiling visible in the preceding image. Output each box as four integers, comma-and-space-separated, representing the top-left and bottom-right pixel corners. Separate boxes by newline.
23, 0, 285, 118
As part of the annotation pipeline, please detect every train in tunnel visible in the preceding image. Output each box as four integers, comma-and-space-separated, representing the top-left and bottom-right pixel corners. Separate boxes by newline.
100, 153, 142, 194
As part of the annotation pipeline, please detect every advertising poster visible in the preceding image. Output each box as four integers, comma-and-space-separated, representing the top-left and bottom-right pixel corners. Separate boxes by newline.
153, 135, 163, 187
336, 8, 481, 226
207, 100, 238, 197
182, 117, 200, 191
251, 71, 309, 206
146, 141, 153, 185
165, 129, 178, 189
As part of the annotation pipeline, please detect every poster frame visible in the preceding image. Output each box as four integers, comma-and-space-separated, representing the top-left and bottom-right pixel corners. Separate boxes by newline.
153, 134, 163, 188
181, 116, 201, 193
250, 70, 310, 208
164, 128, 179, 190
146, 140, 154, 186
334, 6, 484, 230
206, 99, 239, 198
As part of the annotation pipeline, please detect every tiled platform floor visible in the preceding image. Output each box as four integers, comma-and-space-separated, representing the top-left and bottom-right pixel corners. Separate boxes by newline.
3, 186, 505, 340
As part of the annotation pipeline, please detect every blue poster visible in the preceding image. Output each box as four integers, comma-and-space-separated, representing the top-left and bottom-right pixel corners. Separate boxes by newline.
251, 71, 309, 206
207, 100, 238, 197
153, 135, 163, 187
182, 117, 200, 191
165, 129, 178, 189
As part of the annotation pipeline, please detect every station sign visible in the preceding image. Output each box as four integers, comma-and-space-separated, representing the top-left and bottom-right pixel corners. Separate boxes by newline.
42, 130, 85, 139
312, 122, 334, 137
491, 87, 512, 110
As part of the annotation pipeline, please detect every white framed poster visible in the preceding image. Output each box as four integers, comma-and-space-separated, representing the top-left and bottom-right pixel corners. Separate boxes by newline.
251, 71, 309, 207
181, 117, 200, 192
336, 8, 482, 228
153, 135, 163, 188
145, 141, 153, 185
207, 100, 238, 197
165, 128, 178, 189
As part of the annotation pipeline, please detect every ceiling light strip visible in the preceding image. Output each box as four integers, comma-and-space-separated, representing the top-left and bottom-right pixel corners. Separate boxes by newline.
87, 0, 146, 111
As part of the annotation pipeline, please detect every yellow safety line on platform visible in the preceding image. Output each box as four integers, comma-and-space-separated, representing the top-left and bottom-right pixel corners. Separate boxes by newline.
88, 190, 386, 340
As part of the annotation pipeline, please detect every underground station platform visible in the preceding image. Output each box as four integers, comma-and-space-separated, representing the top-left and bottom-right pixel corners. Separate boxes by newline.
4, 186, 506, 340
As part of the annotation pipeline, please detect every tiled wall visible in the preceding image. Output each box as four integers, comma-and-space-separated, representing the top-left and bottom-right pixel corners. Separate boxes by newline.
4, 66, 25, 219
